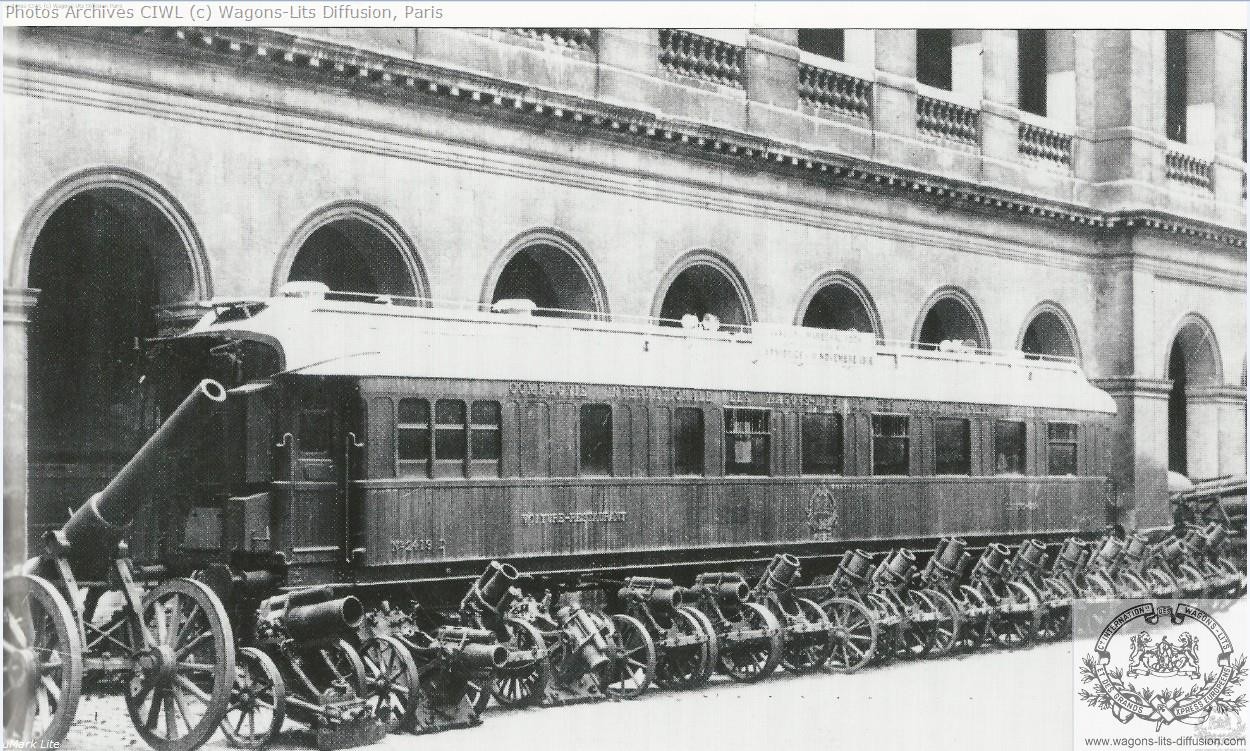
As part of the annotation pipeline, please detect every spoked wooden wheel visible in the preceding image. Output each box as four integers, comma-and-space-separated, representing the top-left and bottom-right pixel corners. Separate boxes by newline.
985, 582, 1040, 650
1141, 566, 1180, 599
677, 606, 719, 686
955, 586, 991, 650
602, 614, 655, 699
360, 635, 419, 732
124, 578, 236, 751
780, 598, 835, 673
1175, 563, 1210, 599
3, 574, 82, 747
1081, 573, 1118, 601
920, 588, 960, 658
864, 593, 905, 660
490, 619, 550, 708
1035, 577, 1074, 642
1115, 571, 1150, 599
819, 597, 877, 673
654, 608, 711, 689
717, 602, 783, 683
222, 647, 284, 749
895, 591, 935, 659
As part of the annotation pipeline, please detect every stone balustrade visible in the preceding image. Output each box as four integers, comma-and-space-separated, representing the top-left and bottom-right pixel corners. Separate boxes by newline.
1165, 150, 1214, 191
797, 63, 871, 119
1017, 122, 1073, 167
658, 29, 745, 88
916, 94, 979, 145
507, 28, 595, 51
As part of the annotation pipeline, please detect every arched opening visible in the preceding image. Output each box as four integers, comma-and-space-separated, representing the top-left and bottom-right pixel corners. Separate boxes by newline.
1019, 303, 1080, 362
914, 287, 990, 348
796, 273, 882, 339
26, 186, 203, 536
1166, 315, 1222, 477
487, 233, 608, 319
287, 219, 417, 296
655, 252, 755, 330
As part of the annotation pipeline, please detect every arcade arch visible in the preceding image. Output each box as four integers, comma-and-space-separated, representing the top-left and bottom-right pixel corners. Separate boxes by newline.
653, 251, 756, 329
483, 228, 609, 319
913, 285, 990, 349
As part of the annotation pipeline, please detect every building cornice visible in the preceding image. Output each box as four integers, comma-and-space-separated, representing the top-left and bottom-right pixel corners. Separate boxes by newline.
14, 26, 1249, 251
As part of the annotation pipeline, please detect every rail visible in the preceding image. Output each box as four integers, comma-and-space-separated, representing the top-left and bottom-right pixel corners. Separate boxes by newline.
1018, 122, 1072, 167
797, 63, 871, 119
1165, 150, 1213, 190
204, 285, 1082, 370
506, 28, 595, 51
916, 94, 979, 145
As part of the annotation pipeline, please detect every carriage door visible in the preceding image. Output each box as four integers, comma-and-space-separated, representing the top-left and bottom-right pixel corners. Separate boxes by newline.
285, 378, 360, 566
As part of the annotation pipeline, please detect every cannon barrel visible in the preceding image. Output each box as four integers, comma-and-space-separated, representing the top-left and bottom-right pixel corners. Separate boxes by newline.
285, 596, 364, 642
1202, 523, 1228, 550
557, 607, 610, 673
930, 537, 967, 575
620, 577, 687, 608
461, 560, 520, 616
59, 379, 228, 574
1013, 539, 1048, 573
692, 573, 750, 603
759, 553, 801, 591
434, 627, 509, 669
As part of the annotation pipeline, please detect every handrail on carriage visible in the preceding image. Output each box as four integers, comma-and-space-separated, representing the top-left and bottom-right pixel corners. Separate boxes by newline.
212, 285, 1082, 369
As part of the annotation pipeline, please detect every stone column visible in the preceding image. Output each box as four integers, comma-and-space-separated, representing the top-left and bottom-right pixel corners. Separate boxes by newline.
1210, 30, 1246, 207
872, 30, 918, 162
744, 30, 800, 140
4, 288, 37, 567
979, 30, 1019, 167
596, 29, 662, 102
1184, 386, 1222, 481
1214, 387, 1248, 477
1091, 377, 1173, 530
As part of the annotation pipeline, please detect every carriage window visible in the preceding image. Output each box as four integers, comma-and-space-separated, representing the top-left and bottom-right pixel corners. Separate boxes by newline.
994, 420, 1027, 474
872, 415, 910, 475
299, 409, 331, 454
471, 401, 501, 461
725, 408, 770, 476
435, 400, 467, 461
1047, 422, 1079, 475
397, 399, 431, 461
801, 413, 843, 475
674, 407, 705, 475
579, 404, 613, 475
934, 418, 971, 475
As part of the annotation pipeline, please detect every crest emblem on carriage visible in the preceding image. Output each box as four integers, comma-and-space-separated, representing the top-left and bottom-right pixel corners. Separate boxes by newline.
1078, 602, 1248, 730
807, 485, 839, 540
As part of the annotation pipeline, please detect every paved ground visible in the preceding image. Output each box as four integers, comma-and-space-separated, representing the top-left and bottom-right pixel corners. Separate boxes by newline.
61, 637, 1083, 751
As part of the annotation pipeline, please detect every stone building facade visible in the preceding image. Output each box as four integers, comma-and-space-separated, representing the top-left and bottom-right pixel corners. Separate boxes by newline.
3, 27, 1246, 560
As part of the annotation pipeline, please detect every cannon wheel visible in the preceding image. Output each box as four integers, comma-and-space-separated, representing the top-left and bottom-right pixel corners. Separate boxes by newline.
1175, 563, 1209, 599
360, 635, 419, 733
676, 605, 719, 686
781, 598, 835, 674
491, 618, 550, 708
954, 586, 990, 650
1141, 566, 1180, 600
221, 647, 284, 749
1081, 572, 1117, 601
921, 588, 960, 658
896, 591, 935, 659
1035, 577, 1074, 642
820, 597, 877, 673
603, 614, 655, 699
718, 602, 783, 683
654, 607, 711, 689
124, 578, 235, 751
865, 592, 905, 660
3, 574, 82, 747
986, 582, 1040, 650
1115, 571, 1150, 599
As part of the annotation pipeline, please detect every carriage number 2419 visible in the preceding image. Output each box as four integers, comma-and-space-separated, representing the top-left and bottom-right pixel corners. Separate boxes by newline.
390, 538, 447, 556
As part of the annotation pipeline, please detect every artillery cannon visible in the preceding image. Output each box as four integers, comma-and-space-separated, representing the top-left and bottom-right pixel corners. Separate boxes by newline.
686, 571, 784, 682
616, 576, 717, 689
1006, 539, 1075, 641
745, 555, 835, 674
224, 585, 389, 750
4, 379, 237, 751
919, 539, 1041, 650
1182, 523, 1245, 598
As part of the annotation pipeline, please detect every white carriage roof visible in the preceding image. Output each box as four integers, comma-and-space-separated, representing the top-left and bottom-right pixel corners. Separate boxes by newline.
188, 290, 1116, 414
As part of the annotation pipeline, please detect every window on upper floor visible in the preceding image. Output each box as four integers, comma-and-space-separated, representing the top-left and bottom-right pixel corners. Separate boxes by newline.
1166, 30, 1188, 143
798, 29, 845, 61
1018, 30, 1047, 116
917, 29, 953, 90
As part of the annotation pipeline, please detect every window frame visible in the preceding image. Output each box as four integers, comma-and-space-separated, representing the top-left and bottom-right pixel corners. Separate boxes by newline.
724, 407, 772, 476
800, 411, 844, 476
673, 406, 705, 476
933, 416, 972, 476
993, 419, 1028, 475
396, 398, 431, 472
469, 400, 502, 477
1046, 421, 1080, 476
578, 403, 614, 476
871, 413, 911, 476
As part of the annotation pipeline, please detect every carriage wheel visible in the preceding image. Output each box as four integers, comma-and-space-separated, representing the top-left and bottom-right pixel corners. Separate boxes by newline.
124, 578, 235, 751
221, 647, 284, 749
676, 606, 719, 685
1176, 563, 1209, 599
896, 591, 935, 660
1115, 572, 1150, 600
1141, 566, 1180, 600
1215, 558, 1246, 598
655, 607, 711, 689
1081, 573, 1117, 601
820, 597, 877, 673
491, 619, 550, 708
3, 574, 82, 747
602, 614, 655, 699
955, 586, 990, 650
360, 635, 419, 732
986, 582, 1040, 650
781, 598, 835, 673
718, 602, 783, 683
1035, 578, 1073, 642
865, 593, 905, 660
921, 589, 960, 658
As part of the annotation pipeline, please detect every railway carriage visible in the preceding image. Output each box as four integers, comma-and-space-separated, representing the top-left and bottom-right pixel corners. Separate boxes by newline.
146, 282, 1116, 594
